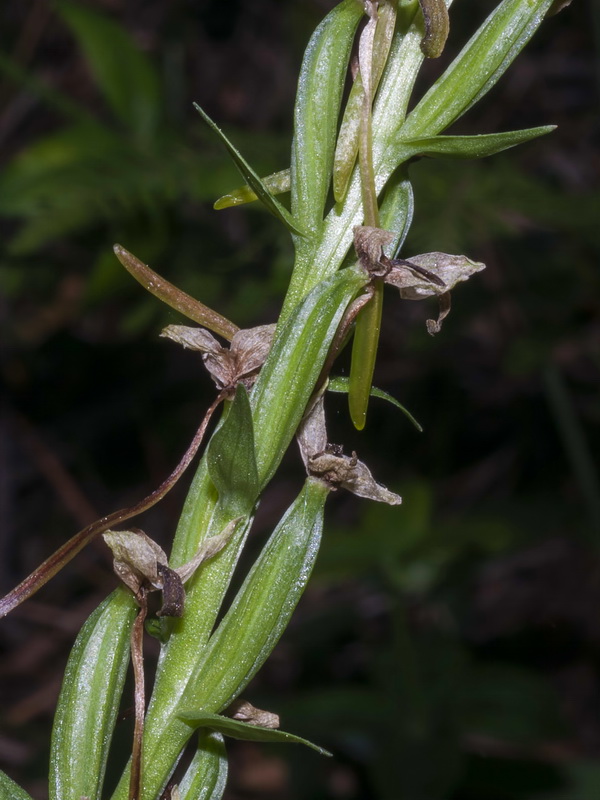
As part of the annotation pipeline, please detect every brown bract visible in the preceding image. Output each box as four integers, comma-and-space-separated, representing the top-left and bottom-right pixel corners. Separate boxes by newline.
161, 323, 276, 392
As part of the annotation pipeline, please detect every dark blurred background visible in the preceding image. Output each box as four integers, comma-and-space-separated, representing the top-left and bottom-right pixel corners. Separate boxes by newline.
0, 1, 599, 798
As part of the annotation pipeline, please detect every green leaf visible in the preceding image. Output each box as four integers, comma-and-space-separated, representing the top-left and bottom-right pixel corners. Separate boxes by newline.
178, 732, 228, 800
50, 588, 137, 800
328, 376, 423, 432
214, 168, 290, 210
291, 0, 363, 232
400, 126, 556, 160
179, 712, 332, 757
0, 772, 34, 800
56, 0, 161, 139
251, 267, 368, 487
378, 164, 414, 256
182, 479, 329, 713
400, 0, 556, 140
193, 104, 303, 236
207, 384, 259, 515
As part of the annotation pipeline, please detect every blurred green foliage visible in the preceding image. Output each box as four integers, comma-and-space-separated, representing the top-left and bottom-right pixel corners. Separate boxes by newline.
1, 1, 599, 799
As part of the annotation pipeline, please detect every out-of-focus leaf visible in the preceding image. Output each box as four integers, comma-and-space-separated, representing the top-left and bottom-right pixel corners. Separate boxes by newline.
50, 589, 137, 800
194, 104, 303, 236
178, 732, 228, 800
182, 478, 329, 713
179, 711, 332, 757
0, 772, 34, 800
207, 384, 259, 515
328, 376, 423, 432
56, 0, 162, 139
291, 0, 363, 232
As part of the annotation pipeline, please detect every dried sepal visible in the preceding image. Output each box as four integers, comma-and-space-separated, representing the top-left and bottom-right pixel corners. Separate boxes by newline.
297, 395, 401, 505
161, 323, 276, 392
226, 699, 280, 730
103, 521, 239, 617
354, 225, 395, 275
384, 252, 485, 298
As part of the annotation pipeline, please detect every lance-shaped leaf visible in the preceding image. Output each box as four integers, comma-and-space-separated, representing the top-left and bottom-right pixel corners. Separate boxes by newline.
214, 168, 290, 210
399, 0, 556, 141
180, 478, 329, 713
193, 103, 303, 236
0, 771, 34, 800
50, 589, 137, 800
178, 711, 331, 757
291, 0, 363, 232
251, 266, 368, 488
208, 384, 259, 516
161, 323, 275, 391
178, 732, 228, 800
398, 126, 555, 161
328, 376, 423, 432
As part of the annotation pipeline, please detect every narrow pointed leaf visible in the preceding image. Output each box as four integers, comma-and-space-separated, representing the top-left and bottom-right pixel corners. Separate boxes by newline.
214, 168, 290, 210
207, 384, 259, 516
179, 712, 332, 757
291, 0, 363, 231
183, 479, 329, 713
400, 126, 555, 160
0, 772, 34, 800
194, 103, 303, 235
400, 0, 556, 140
50, 589, 137, 800
328, 376, 423, 432
178, 732, 228, 800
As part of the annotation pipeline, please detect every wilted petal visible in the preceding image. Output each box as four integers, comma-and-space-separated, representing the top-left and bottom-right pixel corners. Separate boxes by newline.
353, 225, 395, 274
230, 324, 276, 380
309, 450, 401, 505
103, 529, 168, 594
386, 252, 485, 299
227, 699, 280, 730
296, 393, 328, 470
160, 324, 222, 354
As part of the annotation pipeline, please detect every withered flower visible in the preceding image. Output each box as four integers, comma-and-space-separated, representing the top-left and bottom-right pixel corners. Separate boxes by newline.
161, 324, 275, 393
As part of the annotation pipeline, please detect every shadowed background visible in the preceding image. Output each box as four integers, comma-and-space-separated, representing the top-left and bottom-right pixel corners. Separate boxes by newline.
1, 1, 599, 798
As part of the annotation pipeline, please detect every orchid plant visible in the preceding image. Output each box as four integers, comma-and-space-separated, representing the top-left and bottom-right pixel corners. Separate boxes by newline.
0, 1, 569, 798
